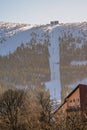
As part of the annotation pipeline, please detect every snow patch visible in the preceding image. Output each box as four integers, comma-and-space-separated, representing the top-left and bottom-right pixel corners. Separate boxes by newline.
71, 61, 87, 65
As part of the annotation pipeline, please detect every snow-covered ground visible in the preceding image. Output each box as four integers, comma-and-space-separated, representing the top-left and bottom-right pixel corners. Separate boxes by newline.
71, 61, 87, 65
0, 22, 87, 100
46, 26, 61, 99
0, 22, 62, 100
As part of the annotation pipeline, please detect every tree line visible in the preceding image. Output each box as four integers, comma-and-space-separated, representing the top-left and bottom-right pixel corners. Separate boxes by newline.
0, 42, 50, 89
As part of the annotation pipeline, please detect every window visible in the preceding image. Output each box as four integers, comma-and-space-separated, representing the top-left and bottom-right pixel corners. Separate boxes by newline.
73, 99, 75, 102
70, 99, 75, 103
78, 98, 80, 102
70, 100, 72, 103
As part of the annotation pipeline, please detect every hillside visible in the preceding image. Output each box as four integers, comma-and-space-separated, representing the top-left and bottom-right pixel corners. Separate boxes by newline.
0, 21, 87, 101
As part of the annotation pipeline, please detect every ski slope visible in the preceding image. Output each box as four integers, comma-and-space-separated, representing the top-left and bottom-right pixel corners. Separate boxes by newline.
0, 22, 87, 100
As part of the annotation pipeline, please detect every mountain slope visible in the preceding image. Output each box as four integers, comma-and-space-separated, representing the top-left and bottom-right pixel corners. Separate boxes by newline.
0, 21, 87, 101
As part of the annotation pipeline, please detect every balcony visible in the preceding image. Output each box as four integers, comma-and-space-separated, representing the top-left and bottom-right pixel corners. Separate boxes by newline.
66, 105, 81, 112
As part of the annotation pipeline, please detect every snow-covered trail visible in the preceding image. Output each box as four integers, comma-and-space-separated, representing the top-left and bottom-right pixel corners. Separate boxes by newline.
46, 26, 61, 99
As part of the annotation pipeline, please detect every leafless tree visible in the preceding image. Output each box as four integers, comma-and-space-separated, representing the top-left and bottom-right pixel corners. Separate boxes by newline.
0, 86, 56, 130
35, 86, 54, 130
0, 89, 26, 130
54, 110, 87, 130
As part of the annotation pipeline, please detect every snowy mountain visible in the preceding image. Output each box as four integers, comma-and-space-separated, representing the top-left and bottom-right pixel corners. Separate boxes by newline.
0, 21, 87, 101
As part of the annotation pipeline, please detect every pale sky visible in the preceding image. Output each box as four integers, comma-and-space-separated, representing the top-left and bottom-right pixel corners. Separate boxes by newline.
0, 0, 87, 24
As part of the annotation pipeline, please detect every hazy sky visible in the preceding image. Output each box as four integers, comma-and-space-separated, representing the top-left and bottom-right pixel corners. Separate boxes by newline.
0, 0, 87, 24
